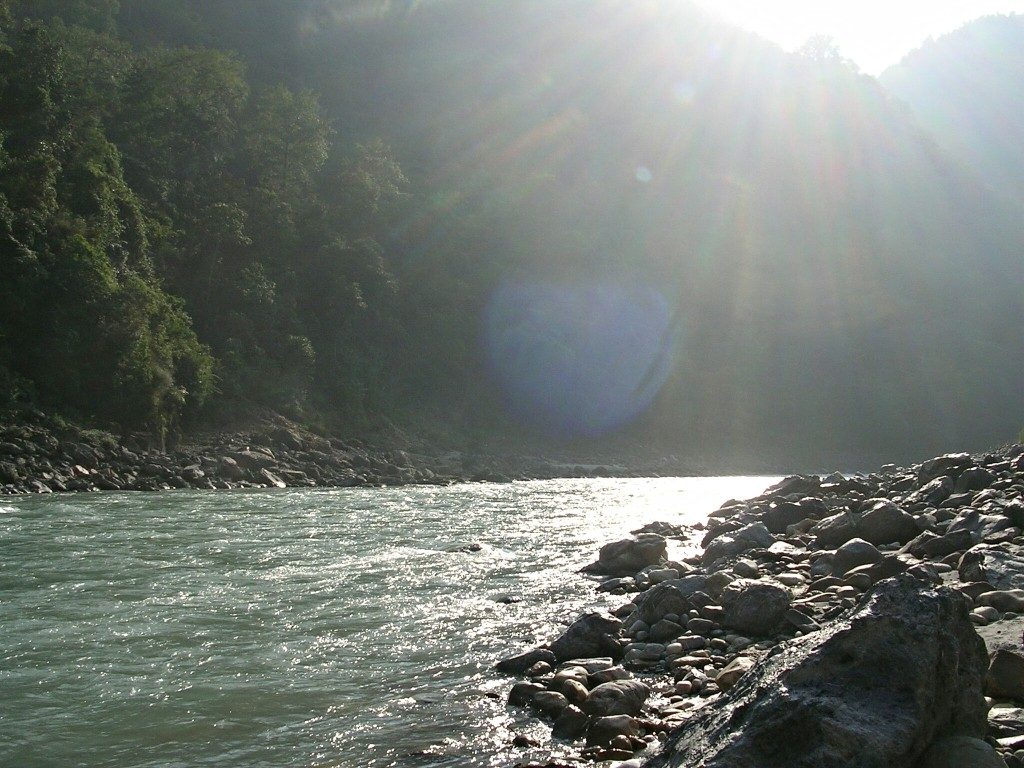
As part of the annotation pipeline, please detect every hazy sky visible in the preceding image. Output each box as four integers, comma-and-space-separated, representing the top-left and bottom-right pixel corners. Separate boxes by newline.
694, 0, 1024, 74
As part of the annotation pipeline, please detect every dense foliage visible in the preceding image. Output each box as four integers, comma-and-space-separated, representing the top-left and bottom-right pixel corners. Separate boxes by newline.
2, 1, 1023, 464
0, 0, 407, 442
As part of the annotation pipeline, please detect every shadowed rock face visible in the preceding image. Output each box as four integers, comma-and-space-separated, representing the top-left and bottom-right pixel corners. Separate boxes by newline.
644, 576, 988, 768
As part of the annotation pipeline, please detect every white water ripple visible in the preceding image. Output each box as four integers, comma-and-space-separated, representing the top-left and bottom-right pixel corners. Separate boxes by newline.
0, 477, 775, 767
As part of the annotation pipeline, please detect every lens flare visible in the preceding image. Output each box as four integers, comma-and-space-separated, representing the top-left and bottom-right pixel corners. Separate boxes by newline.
482, 282, 676, 436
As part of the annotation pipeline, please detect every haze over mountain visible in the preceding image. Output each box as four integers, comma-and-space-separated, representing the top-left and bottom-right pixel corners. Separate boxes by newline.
2, 0, 1023, 467
882, 13, 1024, 206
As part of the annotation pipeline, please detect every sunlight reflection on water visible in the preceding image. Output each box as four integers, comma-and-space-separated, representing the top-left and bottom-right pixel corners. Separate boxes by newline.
0, 476, 776, 767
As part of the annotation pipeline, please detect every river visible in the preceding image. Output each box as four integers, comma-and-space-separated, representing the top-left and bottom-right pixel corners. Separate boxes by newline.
0, 476, 776, 767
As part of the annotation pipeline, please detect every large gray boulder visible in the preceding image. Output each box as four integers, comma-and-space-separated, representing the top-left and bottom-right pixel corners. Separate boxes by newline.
583, 679, 650, 717
702, 522, 775, 564
857, 499, 922, 545
917, 453, 974, 483
584, 535, 667, 576
631, 575, 707, 625
644, 576, 988, 768
812, 499, 920, 547
831, 538, 883, 575
720, 579, 791, 636
905, 475, 954, 507
959, 545, 1024, 590
550, 611, 623, 662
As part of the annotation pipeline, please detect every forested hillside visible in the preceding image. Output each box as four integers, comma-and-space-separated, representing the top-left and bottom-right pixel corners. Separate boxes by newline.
882, 14, 1024, 206
2, 0, 1023, 466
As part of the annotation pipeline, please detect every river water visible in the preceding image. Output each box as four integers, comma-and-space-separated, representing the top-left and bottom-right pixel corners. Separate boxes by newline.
0, 476, 776, 768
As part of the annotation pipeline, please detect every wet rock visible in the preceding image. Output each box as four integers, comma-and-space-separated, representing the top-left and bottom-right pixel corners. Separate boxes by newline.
552, 704, 590, 740
632, 577, 707, 626
589, 665, 632, 686
530, 690, 570, 718
584, 535, 667, 576
988, 651, 1024, 701
919, 736, 1008, 768
720, 579, 791, 636
586, 714, 641, 747
526, 661, 553, 677
564, 657, 615, 674
646, 577, 988, 768
557, 679, 589, 706
583, 679, 649, 717
597, 576, 636, 594
550, 612, 622, 662
633, 521, 688, 538
509, 682, 547, 706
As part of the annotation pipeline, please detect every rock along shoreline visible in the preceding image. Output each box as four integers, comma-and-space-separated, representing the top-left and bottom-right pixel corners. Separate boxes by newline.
0, 411, 700, 495
497, 444, 1024, 767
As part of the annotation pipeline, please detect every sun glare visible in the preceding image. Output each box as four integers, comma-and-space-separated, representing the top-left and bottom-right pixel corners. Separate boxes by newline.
694, 0, 1024, 73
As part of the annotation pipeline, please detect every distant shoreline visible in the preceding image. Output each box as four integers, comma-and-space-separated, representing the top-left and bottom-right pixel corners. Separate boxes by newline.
0, 411, 793, 496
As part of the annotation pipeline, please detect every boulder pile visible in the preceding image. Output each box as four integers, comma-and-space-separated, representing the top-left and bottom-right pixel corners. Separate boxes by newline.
0, 411, 652, 493
500, 444, 1024, 767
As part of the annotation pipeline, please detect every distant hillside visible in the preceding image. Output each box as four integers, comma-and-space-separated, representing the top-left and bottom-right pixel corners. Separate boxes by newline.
881, 14, 1024, 206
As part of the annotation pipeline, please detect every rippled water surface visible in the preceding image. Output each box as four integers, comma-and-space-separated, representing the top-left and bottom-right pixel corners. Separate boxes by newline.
0, 477, 776, 767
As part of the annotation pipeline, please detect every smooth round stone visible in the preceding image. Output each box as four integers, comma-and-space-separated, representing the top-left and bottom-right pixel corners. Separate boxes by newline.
776, 572, 805, 586
531, 690, 570, 716
687, 617, 716, 634
973, 606, 1002, 624
677, 635, 707, 650
627, 620, 650, 636
526, 661, 553, 677
562, 678, 590, 705
553, 666, 589, 686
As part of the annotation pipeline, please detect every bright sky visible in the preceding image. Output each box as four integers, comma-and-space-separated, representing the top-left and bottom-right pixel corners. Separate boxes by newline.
694, 0, 1024, 74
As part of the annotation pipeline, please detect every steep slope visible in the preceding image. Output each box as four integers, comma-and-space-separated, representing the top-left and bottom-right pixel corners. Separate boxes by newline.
881, 14, 1024, 206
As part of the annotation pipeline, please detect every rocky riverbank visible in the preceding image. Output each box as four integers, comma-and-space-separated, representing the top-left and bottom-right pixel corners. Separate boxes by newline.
498, 444, 1024, 767
0, 410, 679, 495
